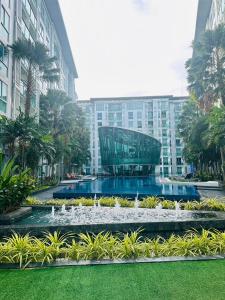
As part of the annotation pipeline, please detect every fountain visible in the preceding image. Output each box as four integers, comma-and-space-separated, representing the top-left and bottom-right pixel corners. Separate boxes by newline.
175, 201, 181, 219
71, 206, 75, 219
79, 202, 83, 207
134, 192, 139, 209
115, 198, 121, 208
61, 204, 66, 214
51, 206, 55, 218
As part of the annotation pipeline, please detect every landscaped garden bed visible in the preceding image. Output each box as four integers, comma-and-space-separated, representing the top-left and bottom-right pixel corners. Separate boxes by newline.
25, 196, 225, 212
1, 229, 225, 269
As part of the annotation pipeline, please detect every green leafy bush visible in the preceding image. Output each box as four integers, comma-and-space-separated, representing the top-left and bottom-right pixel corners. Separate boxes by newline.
0, 155, 35, 214
24, 196, 225, 212
1, 229, 225, 268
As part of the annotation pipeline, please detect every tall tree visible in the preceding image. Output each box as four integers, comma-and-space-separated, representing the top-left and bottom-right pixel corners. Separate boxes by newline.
10, 39, 59, 116
186, 24, 225, 107
39, 90, 90, 175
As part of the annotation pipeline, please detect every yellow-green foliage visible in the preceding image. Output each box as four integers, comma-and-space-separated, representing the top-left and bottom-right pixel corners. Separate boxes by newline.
119, 199, 134, 208
161, 200, 175, 209
99, 197, 116, 207
2, 229, 225, 268
139, 197, 159, 208
24, 196, 225, 212
26, 197, 42, 205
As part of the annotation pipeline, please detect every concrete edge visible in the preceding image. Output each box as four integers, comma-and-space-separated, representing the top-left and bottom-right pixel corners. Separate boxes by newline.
0, 255, 225, 270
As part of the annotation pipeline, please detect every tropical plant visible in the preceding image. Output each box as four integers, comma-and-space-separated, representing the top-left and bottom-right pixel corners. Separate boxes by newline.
39, 89, 90, 176
0, 154, 35, 213
186, 24, 225, 107
10, 39, 59, 116
0, 111, 55, 172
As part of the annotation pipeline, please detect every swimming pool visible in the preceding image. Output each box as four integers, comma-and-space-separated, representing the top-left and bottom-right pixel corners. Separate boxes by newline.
53, 176, 200, 201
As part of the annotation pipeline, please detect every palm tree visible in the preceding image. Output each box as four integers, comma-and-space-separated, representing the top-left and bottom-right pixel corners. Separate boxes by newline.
10, 39, 60, 116
186, 24, 225, 107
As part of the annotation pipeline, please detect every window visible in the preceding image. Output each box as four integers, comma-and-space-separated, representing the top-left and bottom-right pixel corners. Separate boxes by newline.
108, 112, 114, 121
96, 103, 104, 111
163, 157, 169, 165
1, 6, 10, 40
176, 148, 182, 156
161, 111, 167, 118
162, 129, 167, 137
137, 111, 142, 119
108, 103, 122, 111
21, 21, 34, 43
128, 120, 133, 128
163, 167, 169, 175
116, 112, 122, 120
176, 139, 181, 146
109, 121, 114, 127
127, 102, 143, 110
162, 137, 167, 146
0, 43, 8, 76
137, 121, 142, 128
0, 80, 7, 113
97, 121, 102, 127
116, 122, 122, 127
148, 111, 153, 119
162, 148, 168, 156
22, 0, 36, 28
161, 120, 167, 128
128, 112, 133, 119
148, 120, 153, 127
97, 112, 102, 120
177, 166, 182, 175
176, 157, 182, 165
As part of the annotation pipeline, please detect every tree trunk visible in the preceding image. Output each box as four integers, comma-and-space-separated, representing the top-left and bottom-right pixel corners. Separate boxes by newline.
25, 61, 33, 117
220, 147, 225, 183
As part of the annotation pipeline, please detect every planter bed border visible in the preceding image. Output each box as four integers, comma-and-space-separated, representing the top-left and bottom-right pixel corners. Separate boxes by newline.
0, 255, 225, 270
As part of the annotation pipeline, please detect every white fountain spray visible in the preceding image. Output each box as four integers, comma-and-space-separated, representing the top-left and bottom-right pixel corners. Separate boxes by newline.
51, 206, 55, 218
71, 206, 75, 218
61, 204, 66, 214
115, 198, 121, 208
155, 202, 162, 217
79, 202, 83, 207
175, 201, 181, 219
134, 192, 139, 209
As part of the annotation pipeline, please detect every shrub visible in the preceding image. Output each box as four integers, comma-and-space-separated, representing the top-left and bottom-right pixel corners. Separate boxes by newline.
139, 197, 159, 208
0, 155, 35, 214
2, 229, 225, 268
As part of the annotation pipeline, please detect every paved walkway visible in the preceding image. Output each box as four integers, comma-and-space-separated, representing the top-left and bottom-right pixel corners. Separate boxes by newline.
34, 186, 63, 200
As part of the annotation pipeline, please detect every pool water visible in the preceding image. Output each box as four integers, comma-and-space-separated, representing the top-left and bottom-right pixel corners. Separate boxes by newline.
53, 176, 200, 201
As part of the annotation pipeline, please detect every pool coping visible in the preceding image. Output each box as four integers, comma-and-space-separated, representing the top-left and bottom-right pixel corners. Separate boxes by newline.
0, 255, 225, 269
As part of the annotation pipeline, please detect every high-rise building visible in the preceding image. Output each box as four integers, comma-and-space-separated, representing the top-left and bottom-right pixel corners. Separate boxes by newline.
78, 95, 189, 177
0, 0, 77, 119
194, 0, 224, 44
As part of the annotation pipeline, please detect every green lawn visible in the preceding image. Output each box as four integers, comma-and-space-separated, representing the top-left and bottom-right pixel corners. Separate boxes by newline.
1, 260, 225, 300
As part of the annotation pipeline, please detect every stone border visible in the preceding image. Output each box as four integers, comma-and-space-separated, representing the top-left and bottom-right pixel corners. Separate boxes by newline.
0, 255, 225, 270
0, 207, 32, 225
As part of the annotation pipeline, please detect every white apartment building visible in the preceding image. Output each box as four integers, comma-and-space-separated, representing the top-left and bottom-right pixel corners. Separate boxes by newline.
0, 0, 77, 119
78, 95, 190, 177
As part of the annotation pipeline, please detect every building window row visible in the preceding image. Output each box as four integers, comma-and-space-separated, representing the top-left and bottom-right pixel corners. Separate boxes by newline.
0, 43, 8, 77
0, 80, 7, 113
1, 5, 10, 41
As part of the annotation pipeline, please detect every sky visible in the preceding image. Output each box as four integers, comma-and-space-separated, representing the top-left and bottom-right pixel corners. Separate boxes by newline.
59, 0, 198, 100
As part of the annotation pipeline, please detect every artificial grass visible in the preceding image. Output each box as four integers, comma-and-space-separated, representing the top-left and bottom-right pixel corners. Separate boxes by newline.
0, 260, 225, 300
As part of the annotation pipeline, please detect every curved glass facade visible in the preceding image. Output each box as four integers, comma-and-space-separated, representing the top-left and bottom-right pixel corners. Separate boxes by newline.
98, 127, 161, 175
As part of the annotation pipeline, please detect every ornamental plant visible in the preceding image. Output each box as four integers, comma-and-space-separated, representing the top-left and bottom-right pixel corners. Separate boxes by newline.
0, 154, 35, 214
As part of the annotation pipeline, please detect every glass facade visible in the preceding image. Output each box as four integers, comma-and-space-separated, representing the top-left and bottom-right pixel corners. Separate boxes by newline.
98, 126, 161, 175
